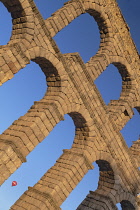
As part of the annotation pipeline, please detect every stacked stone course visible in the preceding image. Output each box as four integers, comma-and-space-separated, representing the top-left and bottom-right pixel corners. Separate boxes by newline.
0, 0, 140, 209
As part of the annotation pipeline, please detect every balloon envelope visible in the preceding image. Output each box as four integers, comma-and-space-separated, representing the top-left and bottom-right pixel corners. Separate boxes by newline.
12, 181, 17, 186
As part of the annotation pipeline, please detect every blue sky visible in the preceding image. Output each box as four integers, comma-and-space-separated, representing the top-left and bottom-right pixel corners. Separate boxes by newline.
0, 0, 140, 209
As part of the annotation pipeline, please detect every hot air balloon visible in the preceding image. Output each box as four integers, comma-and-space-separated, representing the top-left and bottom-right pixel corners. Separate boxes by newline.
12, 181, 17, 187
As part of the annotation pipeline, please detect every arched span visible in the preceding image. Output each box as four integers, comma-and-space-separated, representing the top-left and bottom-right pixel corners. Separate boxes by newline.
1, 0, 35, 42
120, 200, 135, 209
94, 64, 122, 105
115, 192, 138, 209
54, 13, 100, 63
32, 57, 61, 89
45, 0, 113, 61
112, 61, 135, 101
110, 56, 137, 100
68, 111, 90, 149
133, 104, 140, 115
77, 159, 117, 210
26, 47, 68, 92
0, 52, 67, 185
96, 160, 115, 194
103, 58, 137, 130
67, 108, 94, 158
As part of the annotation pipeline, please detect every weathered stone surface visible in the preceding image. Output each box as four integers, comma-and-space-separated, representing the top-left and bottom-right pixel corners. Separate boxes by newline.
0, 0, 140, 209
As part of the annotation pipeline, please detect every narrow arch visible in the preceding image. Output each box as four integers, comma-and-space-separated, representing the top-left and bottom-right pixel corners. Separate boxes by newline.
121, 108, 140, 147
116, 192, 138, 210
96, 160, 115, 193
1, 0, 23, 16
94, 59, 136, 131
120, 200, 135, 210
112, 61, 134, 100
69, 111, 89, 138
45, 0, 112, 62
68, 109, 93, 154
115, 191, 139, 210
1, 0, 35, 42
32, 56, 61, 90
7, 108, 94, 209
77, 159, 116, 209
94, 64, 122, 105
45, 0, 111, 38
0, 55, 65, 185
54, 13, 100, 63
0, 61, 46, 134
8, 111, 93, 209
25, 48, 66, 91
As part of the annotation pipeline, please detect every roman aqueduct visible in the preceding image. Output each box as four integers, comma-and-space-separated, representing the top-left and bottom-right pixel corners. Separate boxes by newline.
0, 0, 140, 209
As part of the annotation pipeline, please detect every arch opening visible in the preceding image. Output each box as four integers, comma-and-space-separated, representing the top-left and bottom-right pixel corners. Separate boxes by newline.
94, 64, 122, 105
54, 13, 100, 63
0, 114, 75, 210
96, 160, 115, 193
120, 200, 135, 209
0, 2, 12, 45
121, 108, 140, 147
32, 57, 61, 89
116, 200, 135, 210
0, 61, 47, 134
75, 159, 115, 209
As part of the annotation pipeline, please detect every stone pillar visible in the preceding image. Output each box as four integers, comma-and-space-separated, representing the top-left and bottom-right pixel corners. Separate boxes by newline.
10, 149, 93, 209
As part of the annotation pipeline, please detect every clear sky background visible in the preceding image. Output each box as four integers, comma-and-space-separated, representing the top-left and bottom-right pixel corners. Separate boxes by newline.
0, 0, 140, 209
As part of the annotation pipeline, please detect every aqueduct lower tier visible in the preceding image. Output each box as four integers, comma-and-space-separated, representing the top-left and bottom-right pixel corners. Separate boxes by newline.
0, 0, 140, 209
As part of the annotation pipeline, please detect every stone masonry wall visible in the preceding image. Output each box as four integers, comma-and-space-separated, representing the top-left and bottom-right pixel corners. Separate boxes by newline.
0, 0, 140, 209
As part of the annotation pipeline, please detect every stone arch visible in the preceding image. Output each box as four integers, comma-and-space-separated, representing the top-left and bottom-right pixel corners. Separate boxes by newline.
83, 0, 113, 55
115, 191, 138, 210
9, 109, 93, 209
111, 58, 136, 101
94, 63, 122, 105
68, 107, 104, 163
26, 47, 65, 80
32, 56, 61, 93
133, 104, 140, 115
45, 0, 112, 37
69, 112, 89, 138
0, 61, 47, 133
54, 13, 100, 63
26, 47, 75, 116
0, 51, 70, 185
77, 158, 117, 209
96, 160, 115, 193
120, 200, 135, 210
91, 57, 136, 130
104, 57, 138, 130
76, 151, 140, 209
1, 0, 35, 43
45, 0, 113, 62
